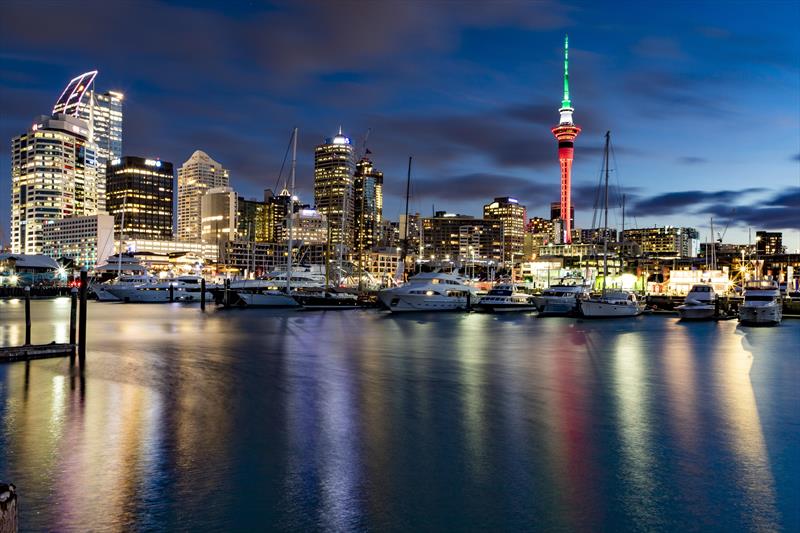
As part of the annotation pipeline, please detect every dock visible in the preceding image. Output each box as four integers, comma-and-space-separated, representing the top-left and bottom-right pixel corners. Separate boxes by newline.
0, 343, 75, 363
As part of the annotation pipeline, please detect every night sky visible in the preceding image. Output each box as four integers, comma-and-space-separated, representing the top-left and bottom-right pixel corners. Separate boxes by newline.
1, 1, 798, 248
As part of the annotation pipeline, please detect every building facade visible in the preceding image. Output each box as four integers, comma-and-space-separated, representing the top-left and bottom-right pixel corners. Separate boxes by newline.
177, 150, 230, 242
314, 129, 355, 248
756, 231, 783, 255
622, 227, 699, 258
11, 114, 101, 254
422, 212, 503, 263
290, 208, 328, 245
353, 156, 384, 256
200, 187, 237, 246
106, 157, 174, 240
483, 197, 526, 264
42, 214, 115, 269
237, 196, 268, 242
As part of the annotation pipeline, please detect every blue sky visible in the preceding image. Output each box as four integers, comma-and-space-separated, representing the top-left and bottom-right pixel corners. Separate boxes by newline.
1, 1, 798, 248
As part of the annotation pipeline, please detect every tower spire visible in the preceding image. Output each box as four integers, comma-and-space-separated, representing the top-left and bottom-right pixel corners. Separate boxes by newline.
562, 34, 571, 109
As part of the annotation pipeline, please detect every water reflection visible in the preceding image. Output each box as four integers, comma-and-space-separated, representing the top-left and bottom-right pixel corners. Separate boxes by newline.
0, 303, 796, 531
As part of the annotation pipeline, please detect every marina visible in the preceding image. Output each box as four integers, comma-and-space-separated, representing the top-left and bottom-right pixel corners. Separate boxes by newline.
0, 299, 797, 531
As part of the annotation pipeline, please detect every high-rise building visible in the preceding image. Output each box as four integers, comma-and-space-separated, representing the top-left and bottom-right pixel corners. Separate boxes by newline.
177, 150, 230, 242
399, 213, 422, 256
549, 202, 575, 236
290, 208, 328, 245
237, 195, 268, 242
11, 114, 101, 254
579, 227, 617, 244
422, 212, 503, 263
314, 128, 355, 248
484, 197, 526, 264
756, 231, 783, 255
106, 157, 174, 241
622, 227, 698, 258
264, 188, 292, 243
353, 155, 384, 256
551, 35, 581, 244
201, 187, 237, 248
42, 214, 115, 269
53, 71, 123, 209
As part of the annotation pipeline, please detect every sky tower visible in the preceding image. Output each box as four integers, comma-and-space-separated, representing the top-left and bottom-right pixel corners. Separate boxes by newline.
551, 35, 581, 244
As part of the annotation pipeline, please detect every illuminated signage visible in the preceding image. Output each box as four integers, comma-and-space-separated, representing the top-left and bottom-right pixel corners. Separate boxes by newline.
144, 159, 162, 168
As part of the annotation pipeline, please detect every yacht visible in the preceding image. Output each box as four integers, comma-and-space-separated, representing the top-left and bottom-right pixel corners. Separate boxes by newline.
293, 288, 360, 309
227, 272, 324, 308
676, 284, 717, 320
94, 273, 157, 302
377, 272, 478, 312
474, 283, 537, 312
533, 276, 591, 315
106, 275, 213, 303
580, 290, 646, 318
92, 254, 152, 301
739, 280, 782, 326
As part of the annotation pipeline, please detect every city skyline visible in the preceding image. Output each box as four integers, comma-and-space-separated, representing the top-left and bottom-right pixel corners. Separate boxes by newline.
1, 1, 798, 248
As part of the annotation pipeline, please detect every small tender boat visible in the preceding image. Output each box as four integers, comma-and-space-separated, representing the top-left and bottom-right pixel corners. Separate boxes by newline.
474, 283, 537, 312
677, 283, 717, 320
739, 279, 782, 326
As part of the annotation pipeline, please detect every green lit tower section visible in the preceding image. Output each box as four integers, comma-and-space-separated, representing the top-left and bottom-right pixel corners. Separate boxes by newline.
551, 35, 581, 244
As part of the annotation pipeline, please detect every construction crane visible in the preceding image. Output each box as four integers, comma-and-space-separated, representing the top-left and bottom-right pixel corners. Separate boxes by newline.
716, 209, 734, 243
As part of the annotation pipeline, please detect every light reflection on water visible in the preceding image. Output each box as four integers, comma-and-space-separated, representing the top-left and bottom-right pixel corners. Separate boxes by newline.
0, 301, 797, 531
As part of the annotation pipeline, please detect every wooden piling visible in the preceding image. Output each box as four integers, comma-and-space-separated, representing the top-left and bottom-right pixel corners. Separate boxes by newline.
224, 278, 230, 307
0, 482, 17, 533
69, 288, 78, 350
200, 278, 206, 311
24, 287, 31, 346
78, 269, 88, 365
169, 283, 174, 303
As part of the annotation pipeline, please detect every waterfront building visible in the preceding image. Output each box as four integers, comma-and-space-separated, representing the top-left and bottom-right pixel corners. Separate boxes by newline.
484, 197, 526, 264
580, 227, 618, 244
11, 114, 101, 254
551, 35, 581, 244
177, 150, 230, 242
527, 216, 554, 235
422, 212, 503, 263
290, 208, 328, 245
378, 219, 401, 249
41, 214, 115, 270
622, 227, 699, 258
353, 156, 384, 256
363, 248, 401, 280
399, 213, 423, 256
106, 157, 174, 240
237, 195, 268, 242
225, 241, 327, 276
756, 231, 783, 255
314, 128, 355, 248
201, 187, 237, 247
119, 238, 218, 263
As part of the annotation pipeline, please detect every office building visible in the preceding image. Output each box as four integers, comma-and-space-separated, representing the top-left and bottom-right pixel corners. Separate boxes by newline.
290, 208, 328, 245
106, 157, 174, 240
422, 212, 503, 263
756, 231, 783, 255
399, 213, 422, 256
264, 188, 292, 243
484, 197, 526, 264
200, 187, 237, 246
549, 202, 575, 241
621, 227, 699, 258
237, 195, 268, 242
353, 155, 384, 256
579, 227, 618, 244
11, 114, 100, 254
177, 150, 230, 241
314, 128, 355, 248
42, 214, 115, 269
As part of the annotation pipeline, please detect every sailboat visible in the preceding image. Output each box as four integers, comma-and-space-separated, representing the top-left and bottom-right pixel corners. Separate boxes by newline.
580, 131, 645, 318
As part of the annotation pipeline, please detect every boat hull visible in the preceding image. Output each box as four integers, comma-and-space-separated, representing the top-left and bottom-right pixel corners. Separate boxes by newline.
580, 300, 644, 318
534, 296, 582, 315
238, 292, 299, 307
94, 286, 121, 302
107, 287, 213, 303
378, 292, 471, 312
677, 305, 716, 321
294, 294, 360, 309
739, 305, 782, 326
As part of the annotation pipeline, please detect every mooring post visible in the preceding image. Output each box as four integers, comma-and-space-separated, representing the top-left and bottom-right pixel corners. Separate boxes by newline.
69, 288, 78, 347
0, 482, 17, 533
169, 282, 174, 303
224, 278, 230, 307
78, 269, 88, 365
24, 286, 31, 346
200, 278, 206, 312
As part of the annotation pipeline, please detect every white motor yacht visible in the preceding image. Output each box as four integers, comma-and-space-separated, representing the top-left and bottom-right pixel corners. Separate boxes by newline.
107, 275, 213, 303
94, 273, 157, 302
93, 254, 153, 301
739, 280, 782, 326
580, 290, 645, 318
378, 272, 478, 312
676, 284, 717, 320
474, 283, 536, 312
534, 277, 591, 315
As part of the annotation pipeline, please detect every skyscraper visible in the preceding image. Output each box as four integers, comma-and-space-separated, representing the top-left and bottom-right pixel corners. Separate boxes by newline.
353, 154, 384, 256
201, 187, 237, 246
551, 35, 581, 244
106, 157, 174, 240
484, 197, 526, 264
177, 150, 230, 242
53, 71, 123, 211
10, 114, 100, 254
314, 128, 355, 248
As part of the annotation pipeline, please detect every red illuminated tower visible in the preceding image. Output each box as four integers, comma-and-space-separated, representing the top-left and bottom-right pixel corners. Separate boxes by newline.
551, 35, 581, 244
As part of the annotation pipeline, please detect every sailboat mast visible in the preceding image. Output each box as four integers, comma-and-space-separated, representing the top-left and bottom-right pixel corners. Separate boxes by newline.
602, 131, 610, 293
286, 127, 297, 295
401, 156, 412, 263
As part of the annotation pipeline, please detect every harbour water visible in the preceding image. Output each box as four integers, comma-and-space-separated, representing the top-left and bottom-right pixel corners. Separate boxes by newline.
1, 299, 798, 531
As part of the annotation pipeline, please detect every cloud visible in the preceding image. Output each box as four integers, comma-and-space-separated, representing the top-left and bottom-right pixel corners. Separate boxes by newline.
792, 153, 800, 162
629, 188, 765, 217
411, 173, 557, 207
677, 156, 707, 165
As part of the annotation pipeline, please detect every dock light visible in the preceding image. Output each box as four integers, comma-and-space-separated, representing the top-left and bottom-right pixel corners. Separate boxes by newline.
426, 290, 434, 296
57, 266, 67, 279
9, 275, 19, 285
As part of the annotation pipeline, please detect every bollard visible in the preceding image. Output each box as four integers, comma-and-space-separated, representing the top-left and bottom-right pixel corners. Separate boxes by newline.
224, 278, 230, 307
69, 288, 78, 346
0, 482, 17, 533
78, 269, 88, 365
200, 278, 206, 312
24, 287, 31, 346
169, 283, 174, 303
